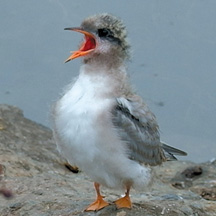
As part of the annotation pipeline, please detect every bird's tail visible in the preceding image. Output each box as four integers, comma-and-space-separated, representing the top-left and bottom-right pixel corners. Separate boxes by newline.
161, 142, 187, 160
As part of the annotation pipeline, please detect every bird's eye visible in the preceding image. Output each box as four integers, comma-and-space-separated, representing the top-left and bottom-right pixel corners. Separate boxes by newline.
98, 28, 114, 38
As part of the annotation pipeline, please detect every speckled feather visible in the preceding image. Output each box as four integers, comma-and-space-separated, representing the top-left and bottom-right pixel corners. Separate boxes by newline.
112, 96, 166, 166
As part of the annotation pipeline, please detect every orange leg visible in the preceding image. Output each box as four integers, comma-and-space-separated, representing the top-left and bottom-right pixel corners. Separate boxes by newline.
85, 182, 109, 211
114, 187, 132, 209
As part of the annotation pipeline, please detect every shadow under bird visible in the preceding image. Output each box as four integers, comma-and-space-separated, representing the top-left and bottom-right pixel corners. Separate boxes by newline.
53, 13, 187, 211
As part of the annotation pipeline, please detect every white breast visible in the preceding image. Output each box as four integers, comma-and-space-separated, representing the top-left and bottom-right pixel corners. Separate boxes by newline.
54, 69, 114, 166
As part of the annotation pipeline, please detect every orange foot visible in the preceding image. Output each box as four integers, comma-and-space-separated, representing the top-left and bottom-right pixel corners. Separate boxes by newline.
114, 195, 132, 209
85, 195, 109, 211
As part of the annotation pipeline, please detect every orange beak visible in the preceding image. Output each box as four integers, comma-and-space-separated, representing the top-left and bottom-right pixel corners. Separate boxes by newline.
64, 28, 96, 63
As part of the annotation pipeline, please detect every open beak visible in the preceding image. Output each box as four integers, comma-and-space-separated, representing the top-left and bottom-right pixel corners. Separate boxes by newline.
64, 27, 96, 63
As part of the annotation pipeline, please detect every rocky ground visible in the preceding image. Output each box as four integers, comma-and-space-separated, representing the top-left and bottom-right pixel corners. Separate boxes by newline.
0, 104, 215, 216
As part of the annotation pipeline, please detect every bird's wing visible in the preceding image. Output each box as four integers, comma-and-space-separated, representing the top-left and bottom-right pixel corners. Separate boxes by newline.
112, 96, 187, 165
161, 142, 187, 160
112, 96, 166, 166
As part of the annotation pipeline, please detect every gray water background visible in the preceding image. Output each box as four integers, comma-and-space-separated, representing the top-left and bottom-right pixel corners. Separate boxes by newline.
1, 1, 216, 162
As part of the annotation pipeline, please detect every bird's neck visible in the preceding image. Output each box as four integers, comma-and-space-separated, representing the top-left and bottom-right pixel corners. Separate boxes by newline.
83, 53, 125, 70
78, 61, 132, 97
82, 54, 126, 75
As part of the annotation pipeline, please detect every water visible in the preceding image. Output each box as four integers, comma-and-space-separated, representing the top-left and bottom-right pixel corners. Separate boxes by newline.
1, 0, 216, 162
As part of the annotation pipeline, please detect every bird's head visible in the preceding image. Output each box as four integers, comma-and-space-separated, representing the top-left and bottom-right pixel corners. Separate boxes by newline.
64, 14, 130, 65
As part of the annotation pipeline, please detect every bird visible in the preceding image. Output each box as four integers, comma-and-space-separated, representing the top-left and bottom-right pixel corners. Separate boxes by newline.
53, 13, 187, 211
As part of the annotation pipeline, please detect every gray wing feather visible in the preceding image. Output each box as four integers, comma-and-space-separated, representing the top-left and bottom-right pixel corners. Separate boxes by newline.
112, 96, 166, 166
161, 142, 187, 160
112, 97, 187, 166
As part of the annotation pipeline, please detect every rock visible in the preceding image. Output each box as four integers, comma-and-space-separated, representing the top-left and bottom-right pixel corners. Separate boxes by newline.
0, 104, 215, 216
